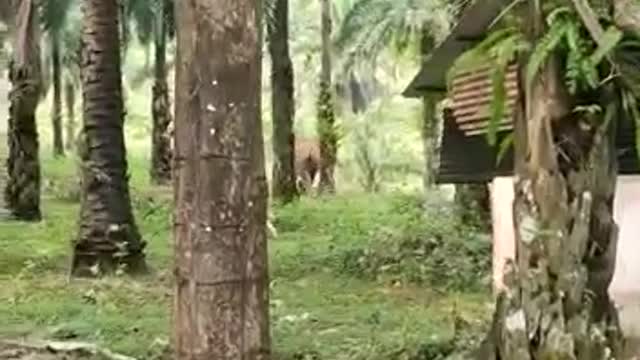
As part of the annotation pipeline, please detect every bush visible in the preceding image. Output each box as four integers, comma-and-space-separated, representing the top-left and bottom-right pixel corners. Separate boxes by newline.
335, 194, 491, 291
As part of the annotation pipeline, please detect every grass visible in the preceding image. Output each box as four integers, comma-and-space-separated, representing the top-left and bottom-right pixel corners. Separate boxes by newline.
0, 146, 492, 359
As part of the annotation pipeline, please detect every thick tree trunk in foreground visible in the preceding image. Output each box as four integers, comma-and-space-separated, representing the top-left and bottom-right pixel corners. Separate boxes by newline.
317, 0, 337, 193
269, 0, 298, 203
173, 0, 270, 358
5, 0, 41, 221
64, 79, 76, 151
478, 22, 623, 360
149, 0, 172, 185
71, 0, 146, 276
50, 33, 64, 157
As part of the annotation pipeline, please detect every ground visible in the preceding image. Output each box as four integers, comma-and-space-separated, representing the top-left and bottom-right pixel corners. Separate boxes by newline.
0, 150, 493, 359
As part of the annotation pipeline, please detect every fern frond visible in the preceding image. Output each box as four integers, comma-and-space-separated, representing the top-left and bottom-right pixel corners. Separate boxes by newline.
590, 26, 623, 65
526, 17, 569, 93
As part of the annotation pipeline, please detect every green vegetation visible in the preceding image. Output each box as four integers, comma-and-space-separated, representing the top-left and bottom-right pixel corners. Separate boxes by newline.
0, 149, 491, 359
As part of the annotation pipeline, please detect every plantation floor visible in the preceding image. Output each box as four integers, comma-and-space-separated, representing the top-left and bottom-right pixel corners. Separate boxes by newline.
0, 156, 492, 359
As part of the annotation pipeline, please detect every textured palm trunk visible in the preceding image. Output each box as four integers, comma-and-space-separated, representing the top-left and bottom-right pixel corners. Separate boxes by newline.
71, 0, 146, 276
478, 4, 623, 358
269, 0, 298, 203
316, 0, 337, 193
173, 0, 270, 358
5, 0, 41, 221
149, 0, 172, 185
64, 79, 76, 151
50, 33, 64, 157
421, 94, 437, 190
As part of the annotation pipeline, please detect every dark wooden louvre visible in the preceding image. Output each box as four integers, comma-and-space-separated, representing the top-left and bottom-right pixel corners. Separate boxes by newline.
436, 66, 640, 183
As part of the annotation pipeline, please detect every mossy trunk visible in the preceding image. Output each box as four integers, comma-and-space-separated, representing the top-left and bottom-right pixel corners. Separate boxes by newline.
269, 0, 298, 203
149, 0, 172, 185
50, 32, 64, 157
5, 0, 41, 221
72, 0, 146, 276
477, 6, 623, 356
317, 0, 337, 193
421, 94, 438, 190
64, 79, 76, 151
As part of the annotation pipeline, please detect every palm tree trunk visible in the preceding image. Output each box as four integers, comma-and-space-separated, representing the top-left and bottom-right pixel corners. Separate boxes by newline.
317, 0, 337, 193
64, 79, 76, 151
50, 32, 64, 157
149, 0, 172, 185
269, 0, 298, 203
5, 0, 41, 221
71, 0, 146, 276
421, 94, 437, 190
479, 4, 623, 357
173, 0, 270, 358
420, 30, 439, 192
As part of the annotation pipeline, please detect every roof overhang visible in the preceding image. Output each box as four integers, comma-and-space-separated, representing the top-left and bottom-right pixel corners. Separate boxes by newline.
403, 0, 511, 98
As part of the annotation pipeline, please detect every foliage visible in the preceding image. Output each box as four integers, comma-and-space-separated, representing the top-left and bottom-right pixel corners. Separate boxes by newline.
335, 195, 491, 291
0, 155, 492, 358
450, 2, 640, 153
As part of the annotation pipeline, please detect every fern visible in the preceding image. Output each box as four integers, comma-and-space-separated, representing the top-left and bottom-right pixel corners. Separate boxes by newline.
590, 26, 623, 65
526, 15, 570, 93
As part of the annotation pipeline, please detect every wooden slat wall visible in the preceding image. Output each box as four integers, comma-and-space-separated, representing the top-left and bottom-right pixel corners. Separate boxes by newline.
450, 64, 519, 136
436, 63, 640, 183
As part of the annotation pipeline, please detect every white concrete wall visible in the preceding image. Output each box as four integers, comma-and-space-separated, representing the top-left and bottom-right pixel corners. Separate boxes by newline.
491, 176, 640, 337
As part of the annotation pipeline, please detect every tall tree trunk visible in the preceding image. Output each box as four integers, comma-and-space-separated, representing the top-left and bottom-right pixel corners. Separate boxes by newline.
5, 0, 41, 221
173, 0, 270, 358
149, 0, 172, 185
479, 3, 623, 358
316, 0, 337, 193
50, 32, 64, 157
71, 0, 146, 276
420, 31, 438, 191
269, 0, 298, 203
64, 79, 76, 151
421, 94, 437, 190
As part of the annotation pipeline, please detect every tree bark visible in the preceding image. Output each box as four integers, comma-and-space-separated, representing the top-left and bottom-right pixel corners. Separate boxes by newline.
64, 79, 76, 151
51, 32, 64, 157
5, 0, 41, 221
317, 0, 337, 193
173, 0, 270, 359
71, 0, 146, 276
149, 0, 172, 185
479, 3, 623, 358
421, 94, 438, 190
269, 0, 298, 203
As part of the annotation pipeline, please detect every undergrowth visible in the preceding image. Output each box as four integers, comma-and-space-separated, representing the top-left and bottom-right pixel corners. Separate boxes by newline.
0, 154, 492, 359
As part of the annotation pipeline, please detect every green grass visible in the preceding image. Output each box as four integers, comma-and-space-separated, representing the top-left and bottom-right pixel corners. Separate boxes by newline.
0, 149, 492, 359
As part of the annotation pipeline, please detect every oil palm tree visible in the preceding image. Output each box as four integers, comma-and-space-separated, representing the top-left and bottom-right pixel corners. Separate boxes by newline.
267, 0, 298, 202
41, 0, 76, 157
453, 1, 640, 357
316, 0, 338, 192
71, 0, 146, 276
335, 0, 457, 189
127, 0, 175, 185
5, 0, 42, 221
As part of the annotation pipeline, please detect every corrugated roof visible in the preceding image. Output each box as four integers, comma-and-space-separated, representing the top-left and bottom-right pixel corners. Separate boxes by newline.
403, 0, 510, 97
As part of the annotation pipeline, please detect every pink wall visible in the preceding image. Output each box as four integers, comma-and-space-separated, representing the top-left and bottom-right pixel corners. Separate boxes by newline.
490, 176, 640, 336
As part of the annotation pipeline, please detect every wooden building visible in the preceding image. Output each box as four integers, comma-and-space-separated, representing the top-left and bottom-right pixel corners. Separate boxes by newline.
403, 0, 640, 340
